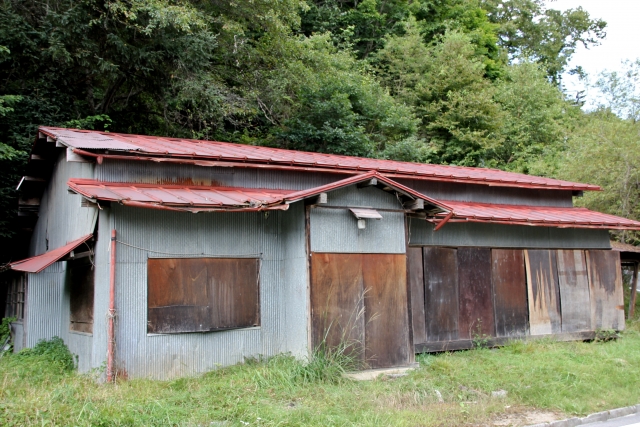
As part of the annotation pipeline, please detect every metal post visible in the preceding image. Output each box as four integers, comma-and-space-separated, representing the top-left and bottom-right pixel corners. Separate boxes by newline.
107, 229, 116, 382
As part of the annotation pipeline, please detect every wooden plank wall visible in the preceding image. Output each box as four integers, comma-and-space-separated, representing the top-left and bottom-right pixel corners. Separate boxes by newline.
457, 248, 494, 339
557, 250, 591, 332
586, 250, 625, 330
423, 247, 459, 342
525, 250, 561, 335
412, 247, 624, 353
492, 250, 528, 337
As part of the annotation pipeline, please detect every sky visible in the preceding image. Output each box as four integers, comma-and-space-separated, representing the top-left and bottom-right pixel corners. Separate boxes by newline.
545, 0, 640, 107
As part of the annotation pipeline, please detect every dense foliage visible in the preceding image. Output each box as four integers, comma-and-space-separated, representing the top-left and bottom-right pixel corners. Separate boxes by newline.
0, 0, 638, 250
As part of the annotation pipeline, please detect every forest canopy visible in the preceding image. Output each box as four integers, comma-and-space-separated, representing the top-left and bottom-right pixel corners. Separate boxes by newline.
0, 0, 638, 250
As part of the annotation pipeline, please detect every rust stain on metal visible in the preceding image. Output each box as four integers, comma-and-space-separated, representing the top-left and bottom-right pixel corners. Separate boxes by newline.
525, 250, 561, 335
586, 250, 625, 330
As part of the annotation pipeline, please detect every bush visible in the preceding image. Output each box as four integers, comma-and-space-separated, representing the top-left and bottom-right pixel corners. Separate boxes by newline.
0, 316, 15, 353
17, 337, 76, 372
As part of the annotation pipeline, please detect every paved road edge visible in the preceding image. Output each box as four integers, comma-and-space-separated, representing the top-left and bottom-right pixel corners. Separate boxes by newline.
527, 404, 640, 427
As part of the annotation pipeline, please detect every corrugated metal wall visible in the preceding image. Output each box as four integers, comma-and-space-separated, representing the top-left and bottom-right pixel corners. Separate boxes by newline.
310, 185, 406, 253
20, 151, 97, 369
396, 178, 574, 207
409, 219, 611, 249
95, 160, 342, 190
106, 201, 308, 379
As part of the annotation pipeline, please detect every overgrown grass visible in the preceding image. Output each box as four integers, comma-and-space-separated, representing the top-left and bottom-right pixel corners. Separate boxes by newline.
2, 324, 640, 426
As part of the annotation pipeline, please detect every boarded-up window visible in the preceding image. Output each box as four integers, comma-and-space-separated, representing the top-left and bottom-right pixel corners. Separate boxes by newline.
147, 258, 260, 334
69, 258, 95, 333
5, 273, 26, 321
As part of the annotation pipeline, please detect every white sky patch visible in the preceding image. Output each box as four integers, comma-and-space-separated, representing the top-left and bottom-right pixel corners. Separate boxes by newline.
545, 0, 640, 108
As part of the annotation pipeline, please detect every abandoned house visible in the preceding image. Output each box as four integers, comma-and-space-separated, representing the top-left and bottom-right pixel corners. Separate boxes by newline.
3, 126, 640, 379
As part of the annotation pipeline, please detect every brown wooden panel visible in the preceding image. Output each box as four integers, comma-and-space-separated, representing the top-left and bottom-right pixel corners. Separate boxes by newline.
423, 247, 459, 342
147, 258, 210, 333
407, 247, 426, 346
363, 254, 411, 369
458, 248, 494, 339
525, 250, 561, 335
586, 250, 625, 330
310, 253, 365, 362
557, 250, 591, 332
492, 249, 528, 337
207, 258, 260, 329
69, 259, 95, 333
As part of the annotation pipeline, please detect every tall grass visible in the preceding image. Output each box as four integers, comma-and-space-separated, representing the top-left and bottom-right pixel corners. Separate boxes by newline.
2, 327, 640, 426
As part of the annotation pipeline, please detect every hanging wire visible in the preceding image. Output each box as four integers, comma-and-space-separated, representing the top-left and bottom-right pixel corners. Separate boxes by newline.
115, 239, 262, 258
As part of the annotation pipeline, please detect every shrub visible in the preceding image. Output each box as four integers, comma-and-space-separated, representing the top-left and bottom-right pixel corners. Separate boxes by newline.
17, 337, 76, 372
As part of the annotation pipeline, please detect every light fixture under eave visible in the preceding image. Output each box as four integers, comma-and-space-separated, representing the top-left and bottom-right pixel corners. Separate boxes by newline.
350, 208, 382, 229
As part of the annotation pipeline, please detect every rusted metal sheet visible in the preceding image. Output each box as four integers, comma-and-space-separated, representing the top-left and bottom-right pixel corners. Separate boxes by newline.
492, 249, 528, 337
423, 247, 459, 342
42, 126, 601, 191
557, 250, 591, 332
147, 258, 259, 334
458, 248, 494, 339
363, 254, 411, 368
586, 250, 625, 330
69, 259, 95, 334
407, 247, 426, 346
432, 201, 640, 230
310, 253, 365, 363
525, 250, 561, 335
11, 234, 93, 273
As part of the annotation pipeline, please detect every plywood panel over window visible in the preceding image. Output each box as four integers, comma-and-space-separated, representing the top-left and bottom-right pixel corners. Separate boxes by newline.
458, 248, 494, 339
525, 250, 561, 335
147, 258, 260, 334
557, 250, 591, 332
69, 258, 95, 334
423, 247, 459, 342
492, 249, 528, 337
586, 250, 625, 330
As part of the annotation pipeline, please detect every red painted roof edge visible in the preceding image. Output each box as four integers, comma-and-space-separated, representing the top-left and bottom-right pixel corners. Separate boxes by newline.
283, 171, 452, 213
40, 126, 601, 192
10, 234, 93, 273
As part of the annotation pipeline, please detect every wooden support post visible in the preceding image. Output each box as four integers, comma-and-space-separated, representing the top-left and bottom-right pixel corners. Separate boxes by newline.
629, 262, 639, 320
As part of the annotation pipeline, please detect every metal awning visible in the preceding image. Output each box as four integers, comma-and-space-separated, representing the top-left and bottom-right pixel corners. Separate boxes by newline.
435, 200, 640, 230
10, 234, 93, 273
350, 208, 382, 220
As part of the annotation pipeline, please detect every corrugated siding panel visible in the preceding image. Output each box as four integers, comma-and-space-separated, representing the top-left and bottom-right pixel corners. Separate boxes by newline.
91, 209, 111, 371
397, 179, 574, 207
11, 323, 24, 352
25, 263, 65, 347
29, 152, 96, 257
110, 202, 308, 379
310, 185, 406, 254
409, 220, 610, 249
95, 161, 341, 190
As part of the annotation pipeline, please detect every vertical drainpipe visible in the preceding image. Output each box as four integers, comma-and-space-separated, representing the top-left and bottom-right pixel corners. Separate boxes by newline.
107, 229, 116, 382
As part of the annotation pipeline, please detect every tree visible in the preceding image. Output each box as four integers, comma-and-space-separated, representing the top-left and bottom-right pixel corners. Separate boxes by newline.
594, 59, 640, 123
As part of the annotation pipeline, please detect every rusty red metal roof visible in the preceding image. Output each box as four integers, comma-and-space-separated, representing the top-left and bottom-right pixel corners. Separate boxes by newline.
11, 234, 93, 273
436, 200, 640, 230
39, 127, 600, 191
67, 172, 452, 213
68, 179, 294, 212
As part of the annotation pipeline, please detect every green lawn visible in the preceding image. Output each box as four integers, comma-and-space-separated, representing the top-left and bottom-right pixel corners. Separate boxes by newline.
1, 319, 640, 427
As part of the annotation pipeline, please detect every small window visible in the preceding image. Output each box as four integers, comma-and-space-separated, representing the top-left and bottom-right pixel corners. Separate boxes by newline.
147, 258, 260, 334
5, 274, 26, 321
69, 258, 95, 334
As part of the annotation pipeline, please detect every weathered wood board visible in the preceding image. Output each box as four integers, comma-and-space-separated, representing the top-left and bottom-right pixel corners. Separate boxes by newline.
407, 247, 426, 346
310, 253, 365, 362
557, 250, 591, 332
492, 249, 528, 337
525, 250, 561, 335
69, 259, 95, 334
423, 247, 459, 342
458, 248, 494, 339
586, 250, 625, 330
363, 254, 411, 368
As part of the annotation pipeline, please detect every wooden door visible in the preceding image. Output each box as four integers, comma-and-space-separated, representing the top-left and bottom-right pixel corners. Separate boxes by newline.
310, 253, 411, 369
